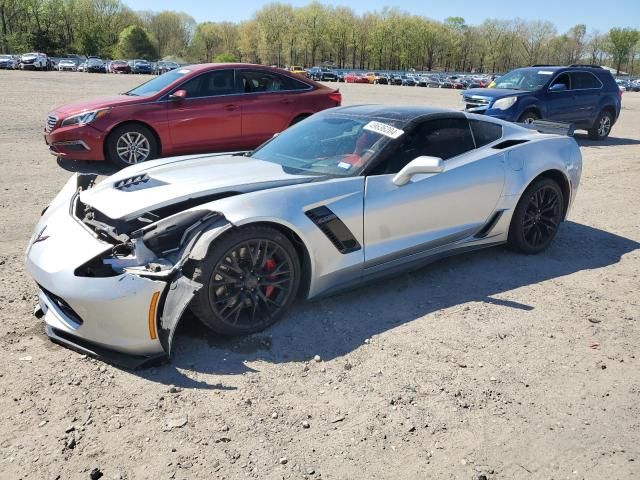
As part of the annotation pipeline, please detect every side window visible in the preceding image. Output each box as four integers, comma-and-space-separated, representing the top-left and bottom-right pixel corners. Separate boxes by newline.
372, 118, 475, 175
571, 72, 602, 89
179, 69, 236, 98
239, 70, 309, 93
469, 119, 502, 147
550, 73, 571, 90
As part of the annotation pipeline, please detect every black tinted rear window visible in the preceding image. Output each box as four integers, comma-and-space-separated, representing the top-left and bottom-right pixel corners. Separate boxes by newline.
571, 72, 602, 89
470, 120, 503, 147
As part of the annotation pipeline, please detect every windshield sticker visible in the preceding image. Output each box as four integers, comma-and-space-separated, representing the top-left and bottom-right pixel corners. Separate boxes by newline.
363, 121, 404, 139
537, 70, 553, 75
177, 69, 190, 74
337, 162, 352, 170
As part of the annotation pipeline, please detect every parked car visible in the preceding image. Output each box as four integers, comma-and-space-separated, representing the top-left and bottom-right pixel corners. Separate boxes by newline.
0, 54, 18, 69
77, 61, 87, 72
376, 73, 390, 85
344, 72, 369, 83
154, 61, 179, 75
44, 63, 342, 167
463, 65, 622, 140
27, 105, 582, 366
390, 74, 403, 86
131, 59, 152, 74
20, 52, 48, 70
110, 60, 131, 74
400, 75, 417, 86
58, 58, 78, 72
419, 75, 441, 88
308, 66, 338, 81
86, 58, 106, 73
288, 65, 307, 76
615, 79, 628, 92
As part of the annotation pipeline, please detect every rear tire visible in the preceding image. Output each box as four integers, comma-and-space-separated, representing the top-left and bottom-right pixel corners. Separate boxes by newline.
588, 109, 613, 140
106, 123, 158, 168
507, 178, 565, 254
188, 226, 301, 336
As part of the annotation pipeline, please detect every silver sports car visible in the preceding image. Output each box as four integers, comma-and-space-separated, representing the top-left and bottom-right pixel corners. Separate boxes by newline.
26, 106, 582, 367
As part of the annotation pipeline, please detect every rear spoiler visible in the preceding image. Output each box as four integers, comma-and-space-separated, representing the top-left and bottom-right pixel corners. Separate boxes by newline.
519, 120, 574, 136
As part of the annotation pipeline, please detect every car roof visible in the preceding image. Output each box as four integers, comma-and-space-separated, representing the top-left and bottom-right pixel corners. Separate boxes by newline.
328, 105, 453, 121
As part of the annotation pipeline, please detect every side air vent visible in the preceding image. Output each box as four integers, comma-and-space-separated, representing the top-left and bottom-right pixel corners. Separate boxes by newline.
475, 210, 504, 238
305, 206, 361, 254
492, 139, 529, 150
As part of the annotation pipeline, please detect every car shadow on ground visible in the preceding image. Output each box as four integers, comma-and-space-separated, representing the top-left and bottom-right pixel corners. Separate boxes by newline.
574, 133, 640, 147
57, 157, 119, 175
137, 221, 638, 389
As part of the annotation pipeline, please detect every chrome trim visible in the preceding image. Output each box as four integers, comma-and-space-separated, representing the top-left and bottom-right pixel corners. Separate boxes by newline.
52, 140, 90, 151
46, 114, 57, 132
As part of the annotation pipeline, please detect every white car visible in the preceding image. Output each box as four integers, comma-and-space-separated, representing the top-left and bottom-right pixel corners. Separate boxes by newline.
20, 52, 48, 70
58, 59, 78, 72
26, 106, 582, 367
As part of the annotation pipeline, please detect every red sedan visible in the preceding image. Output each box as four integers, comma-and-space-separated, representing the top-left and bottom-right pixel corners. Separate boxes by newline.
110, 60, 131, 74
45, 63, 342, 167
344, 72, 369, 84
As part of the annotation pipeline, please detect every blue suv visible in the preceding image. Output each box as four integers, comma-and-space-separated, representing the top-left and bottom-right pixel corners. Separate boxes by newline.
463, 65, 621, 140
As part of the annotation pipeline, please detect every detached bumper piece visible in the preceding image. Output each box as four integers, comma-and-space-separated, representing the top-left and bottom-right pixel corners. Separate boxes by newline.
45, 323, 167, 370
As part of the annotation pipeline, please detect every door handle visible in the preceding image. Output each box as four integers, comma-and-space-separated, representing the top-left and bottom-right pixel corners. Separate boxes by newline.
224, 104, 238, 111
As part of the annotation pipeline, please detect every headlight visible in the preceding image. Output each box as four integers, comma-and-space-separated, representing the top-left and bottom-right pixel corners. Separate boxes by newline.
492, 96, 517, 110
61, 108, 110, 127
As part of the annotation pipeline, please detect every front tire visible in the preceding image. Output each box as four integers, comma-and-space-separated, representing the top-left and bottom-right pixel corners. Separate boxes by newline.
588, 109, 613, 140
507, 178, 564, 254
518, 110, 539, 124
188, 226, 301, 336
106, 123, 158, 168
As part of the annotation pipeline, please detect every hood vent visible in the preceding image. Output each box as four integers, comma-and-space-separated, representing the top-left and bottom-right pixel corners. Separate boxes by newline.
114, 174, 163, 191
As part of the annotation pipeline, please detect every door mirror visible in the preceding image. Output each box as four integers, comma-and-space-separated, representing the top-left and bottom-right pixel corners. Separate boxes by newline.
392, 156, 444, 186
169, 89, 187, 101
549, 83, 567, 92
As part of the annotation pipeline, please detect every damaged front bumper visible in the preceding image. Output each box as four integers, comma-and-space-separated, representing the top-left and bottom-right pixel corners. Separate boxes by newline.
25, 173, 230, 368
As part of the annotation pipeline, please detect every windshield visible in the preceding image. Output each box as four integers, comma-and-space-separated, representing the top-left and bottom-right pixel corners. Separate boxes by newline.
126, 69, 190, 97
88, 59, 102, 65
493, 69, 554, 91
250, 113, 404, 177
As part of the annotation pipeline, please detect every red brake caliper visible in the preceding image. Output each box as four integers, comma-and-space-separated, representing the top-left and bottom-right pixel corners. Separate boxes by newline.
263, 258, 276, 297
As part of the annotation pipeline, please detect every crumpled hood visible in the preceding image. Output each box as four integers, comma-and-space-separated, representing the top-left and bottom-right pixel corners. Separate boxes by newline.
80, 153, 317, 220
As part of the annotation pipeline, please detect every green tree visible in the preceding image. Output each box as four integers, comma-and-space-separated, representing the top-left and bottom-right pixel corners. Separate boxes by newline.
116, 25, 155, 59
214, 52, 236, 62
606, 27, 640, 74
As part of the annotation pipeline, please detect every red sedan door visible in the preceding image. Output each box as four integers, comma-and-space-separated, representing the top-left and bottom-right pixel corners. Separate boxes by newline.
236, 69, 311, 147
167, 68, 243, 153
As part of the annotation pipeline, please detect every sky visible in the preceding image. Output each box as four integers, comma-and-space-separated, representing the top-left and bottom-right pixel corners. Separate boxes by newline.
127, 0, 640, 33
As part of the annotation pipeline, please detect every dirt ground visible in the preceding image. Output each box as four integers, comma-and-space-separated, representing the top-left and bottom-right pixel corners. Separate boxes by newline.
0, 71, 639, 480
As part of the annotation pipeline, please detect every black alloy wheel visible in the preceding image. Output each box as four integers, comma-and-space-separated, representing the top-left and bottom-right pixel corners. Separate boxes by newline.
189, 226, 300, 336
508, 178, 564, 254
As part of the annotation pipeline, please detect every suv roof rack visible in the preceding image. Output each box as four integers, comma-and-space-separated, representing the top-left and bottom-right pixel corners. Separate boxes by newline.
569, 64, 602, 68
531, 64, 559, 67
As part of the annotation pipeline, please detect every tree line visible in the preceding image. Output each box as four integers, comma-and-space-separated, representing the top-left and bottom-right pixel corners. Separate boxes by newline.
1, 0, 639, 74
